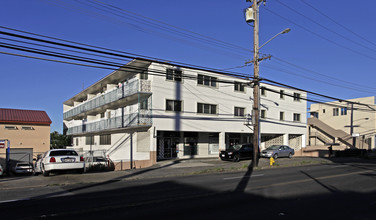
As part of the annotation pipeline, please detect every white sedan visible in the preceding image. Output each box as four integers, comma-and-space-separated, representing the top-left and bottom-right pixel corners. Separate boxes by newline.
34, 149, 85, 176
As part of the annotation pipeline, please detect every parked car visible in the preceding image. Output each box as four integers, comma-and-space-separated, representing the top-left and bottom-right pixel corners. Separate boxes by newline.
261, 145, 295, 159
0, 164, 3, 176
219, 144, 258, 162
34, 149, 85, 176
12, 162, 33, 175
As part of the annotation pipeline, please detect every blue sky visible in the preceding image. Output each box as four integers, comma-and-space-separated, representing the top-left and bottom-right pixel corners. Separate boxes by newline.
1, 0, 376, 133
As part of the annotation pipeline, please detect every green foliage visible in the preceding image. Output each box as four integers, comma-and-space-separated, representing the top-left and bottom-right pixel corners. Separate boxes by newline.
50, 131, 71, 149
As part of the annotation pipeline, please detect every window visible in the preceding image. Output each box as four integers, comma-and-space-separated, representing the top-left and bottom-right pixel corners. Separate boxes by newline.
280, 90, 284, 99
4, 126, 17, 130
140, 71, 148, 80
140, 99, 148, 110
280, 112, 285, 121
261, 87, 266, 96
197, 103, 217, 114
100, 134, 111, 145
261, 110, 266, 119
293, 93, 301, 101
166, 100, 182, 112
21, 126, 34, 130
86, 136, 94, 145
341, 107, 347, 115
333, 108, 339, 116
234, 107, 245, 117
323, 109, 326, 113
293, 113, 301, 122
166, 69, 182, 82
75, 138, 79, 146
234, 82, 245, 92
198, 74, 217, 87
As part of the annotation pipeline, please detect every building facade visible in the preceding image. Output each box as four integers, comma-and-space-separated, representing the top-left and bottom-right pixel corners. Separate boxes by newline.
309, 96, 376, 150
63, 59, 307, 169
0, 108, 51, 164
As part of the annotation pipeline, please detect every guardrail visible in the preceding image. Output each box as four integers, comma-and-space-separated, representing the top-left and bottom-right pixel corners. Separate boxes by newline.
64, 79, 151, 120
66, 110, 152, 135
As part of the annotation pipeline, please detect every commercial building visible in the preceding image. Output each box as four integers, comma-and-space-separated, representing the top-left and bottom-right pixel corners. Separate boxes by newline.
63, 59, 306, 169
0, 108, 51, 164
308, 96, 376, 150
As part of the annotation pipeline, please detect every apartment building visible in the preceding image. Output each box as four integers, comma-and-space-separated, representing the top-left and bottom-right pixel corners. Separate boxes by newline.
63, 59, 307, 170
309, 96, 376, 150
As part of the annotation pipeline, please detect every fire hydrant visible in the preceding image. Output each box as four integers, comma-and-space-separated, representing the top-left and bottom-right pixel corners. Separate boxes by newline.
270, 157, 275, 166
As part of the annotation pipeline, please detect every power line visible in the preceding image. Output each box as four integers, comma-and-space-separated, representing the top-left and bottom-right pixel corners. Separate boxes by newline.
275, 0, 376, 54
44, 0, 251, 60
0, 27, 251, 79
263, 7, 376, 62
261, 63, 376, 94
271, 56, 376, 92
2, 26, 375, 110
300, 0, 376, 49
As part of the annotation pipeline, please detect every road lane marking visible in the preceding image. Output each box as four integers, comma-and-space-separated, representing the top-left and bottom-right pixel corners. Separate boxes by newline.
331, 165, 349, 168
223, 174, 264, 180
0, 198, 30, 204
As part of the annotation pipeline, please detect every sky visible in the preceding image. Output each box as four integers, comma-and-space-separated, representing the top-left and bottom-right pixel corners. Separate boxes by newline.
1, 0, 376, 133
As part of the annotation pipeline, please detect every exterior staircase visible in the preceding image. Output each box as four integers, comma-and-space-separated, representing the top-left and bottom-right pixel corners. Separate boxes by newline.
308, 117, 356, 148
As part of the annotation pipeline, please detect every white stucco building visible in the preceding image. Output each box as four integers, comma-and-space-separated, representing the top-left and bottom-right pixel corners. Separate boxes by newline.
63, 59, 306, 170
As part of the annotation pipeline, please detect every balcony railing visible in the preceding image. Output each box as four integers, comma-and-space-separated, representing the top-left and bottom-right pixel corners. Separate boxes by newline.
64, 79, 151, 120
66, 110, 152, 135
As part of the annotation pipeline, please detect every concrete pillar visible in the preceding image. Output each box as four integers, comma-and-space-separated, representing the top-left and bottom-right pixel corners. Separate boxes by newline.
301, 134, 306, 148
219, 132, 225, 151
283, 133, 289, 146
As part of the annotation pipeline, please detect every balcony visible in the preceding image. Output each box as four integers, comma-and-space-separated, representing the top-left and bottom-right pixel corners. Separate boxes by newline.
66, 110, 152, 135
64, 79, 151, 120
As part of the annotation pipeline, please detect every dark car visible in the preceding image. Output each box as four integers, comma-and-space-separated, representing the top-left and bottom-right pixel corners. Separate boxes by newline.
219, 144, 257, 162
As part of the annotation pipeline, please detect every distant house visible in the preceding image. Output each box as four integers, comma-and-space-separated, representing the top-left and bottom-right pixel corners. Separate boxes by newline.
0, 108, 51, 164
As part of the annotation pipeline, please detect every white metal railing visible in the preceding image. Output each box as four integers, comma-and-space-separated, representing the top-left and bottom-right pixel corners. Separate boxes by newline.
64, 79, 151, 120
66, 110, 152, 135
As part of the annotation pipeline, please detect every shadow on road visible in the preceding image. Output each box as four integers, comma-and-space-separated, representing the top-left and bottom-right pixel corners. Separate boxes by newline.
234, 160, 255, 192
27, 158, 190, 200
1, 177, 376, 219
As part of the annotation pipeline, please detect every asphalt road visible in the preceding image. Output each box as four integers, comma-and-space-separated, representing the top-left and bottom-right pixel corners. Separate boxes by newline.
1, 160, 376, 219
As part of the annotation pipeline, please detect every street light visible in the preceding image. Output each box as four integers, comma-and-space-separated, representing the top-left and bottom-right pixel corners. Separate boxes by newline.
259, 28, 291, 50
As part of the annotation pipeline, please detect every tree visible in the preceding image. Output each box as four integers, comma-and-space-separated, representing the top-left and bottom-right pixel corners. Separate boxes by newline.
50, 131, 71, 149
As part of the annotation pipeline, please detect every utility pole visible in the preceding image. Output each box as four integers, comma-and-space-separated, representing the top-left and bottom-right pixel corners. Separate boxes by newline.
246, 0, 289, 167
251, 0, 260, 167
350, 103, 356, 148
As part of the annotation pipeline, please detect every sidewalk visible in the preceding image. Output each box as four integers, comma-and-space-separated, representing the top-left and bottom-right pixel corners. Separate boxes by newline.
0, 156, 372, 189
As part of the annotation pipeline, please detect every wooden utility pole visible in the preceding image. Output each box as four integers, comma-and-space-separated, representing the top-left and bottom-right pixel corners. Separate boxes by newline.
252, 0, 260, 167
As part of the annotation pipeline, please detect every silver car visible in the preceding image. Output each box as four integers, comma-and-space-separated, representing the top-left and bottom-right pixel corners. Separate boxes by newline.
261, 145, 294, 159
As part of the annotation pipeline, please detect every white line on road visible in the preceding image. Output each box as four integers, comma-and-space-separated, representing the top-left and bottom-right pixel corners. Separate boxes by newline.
331, 165, 349, 168
223, 174, 264, 180
0, 198, 30, 204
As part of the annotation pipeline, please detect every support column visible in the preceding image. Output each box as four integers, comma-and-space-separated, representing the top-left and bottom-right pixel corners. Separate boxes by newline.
219, 132, 226, 151
283, 133, 289, 146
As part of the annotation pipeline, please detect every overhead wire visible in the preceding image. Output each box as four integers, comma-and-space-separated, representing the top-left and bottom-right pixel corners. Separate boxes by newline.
1, 26, 376, 111
300, 0, 376, 49
275, 0, 376, 54
262, 7, 376, 62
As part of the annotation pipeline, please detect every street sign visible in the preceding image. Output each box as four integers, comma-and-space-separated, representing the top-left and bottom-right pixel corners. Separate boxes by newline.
352, 133, 360, 137
0, 140, 5, 148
